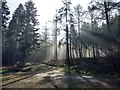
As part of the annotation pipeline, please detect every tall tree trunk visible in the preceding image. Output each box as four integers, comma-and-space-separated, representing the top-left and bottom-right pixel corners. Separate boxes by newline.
83, 46, 86, 58
88, 47, 91, 58
117, 12, 120, 54
85, 46, 88, 58
75, 43, 78, 58
104, 2, 110, 32
96, 45, 99, 58
93, 45, 96, 58
69, 36, 72, 60
78, 44, 82, 58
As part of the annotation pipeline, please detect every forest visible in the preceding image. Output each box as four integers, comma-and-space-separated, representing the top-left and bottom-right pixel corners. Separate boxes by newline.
1, 0, 120, 88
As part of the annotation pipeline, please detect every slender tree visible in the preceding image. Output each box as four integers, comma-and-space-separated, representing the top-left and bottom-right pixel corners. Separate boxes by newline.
2, 2, 10, 65
74, 4, 84, 58
8, 4, 25, 64
53, 10, 58, 60
23, 0, 40, 62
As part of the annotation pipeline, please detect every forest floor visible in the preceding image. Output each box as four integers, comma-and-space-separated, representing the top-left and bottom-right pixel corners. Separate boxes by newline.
2, 66, 120, 88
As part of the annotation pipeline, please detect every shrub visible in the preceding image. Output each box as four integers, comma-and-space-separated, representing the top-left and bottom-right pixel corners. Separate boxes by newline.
21, 67, 32, 72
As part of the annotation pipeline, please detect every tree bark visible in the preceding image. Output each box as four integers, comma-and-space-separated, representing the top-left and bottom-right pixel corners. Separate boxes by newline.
93, 45, 96, 58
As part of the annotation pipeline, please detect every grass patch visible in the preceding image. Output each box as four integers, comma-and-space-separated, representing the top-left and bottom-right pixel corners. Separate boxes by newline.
1, 63, 59, 86
56, 65, 120, 79
2, 75, 18, 82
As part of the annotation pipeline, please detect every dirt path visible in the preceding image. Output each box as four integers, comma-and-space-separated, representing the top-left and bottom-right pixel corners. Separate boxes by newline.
2, 69, 120, 88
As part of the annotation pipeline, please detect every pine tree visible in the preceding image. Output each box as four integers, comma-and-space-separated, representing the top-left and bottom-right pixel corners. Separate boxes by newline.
74, 4, 84, 58
2, 2, 10, 29
2, 2, 10, 65
8, 4, 25, 64
23, 0, 39, 58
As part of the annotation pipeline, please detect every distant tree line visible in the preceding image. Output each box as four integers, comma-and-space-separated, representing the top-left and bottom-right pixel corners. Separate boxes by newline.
54, 0, 120, 61
1, 0, 120, 66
